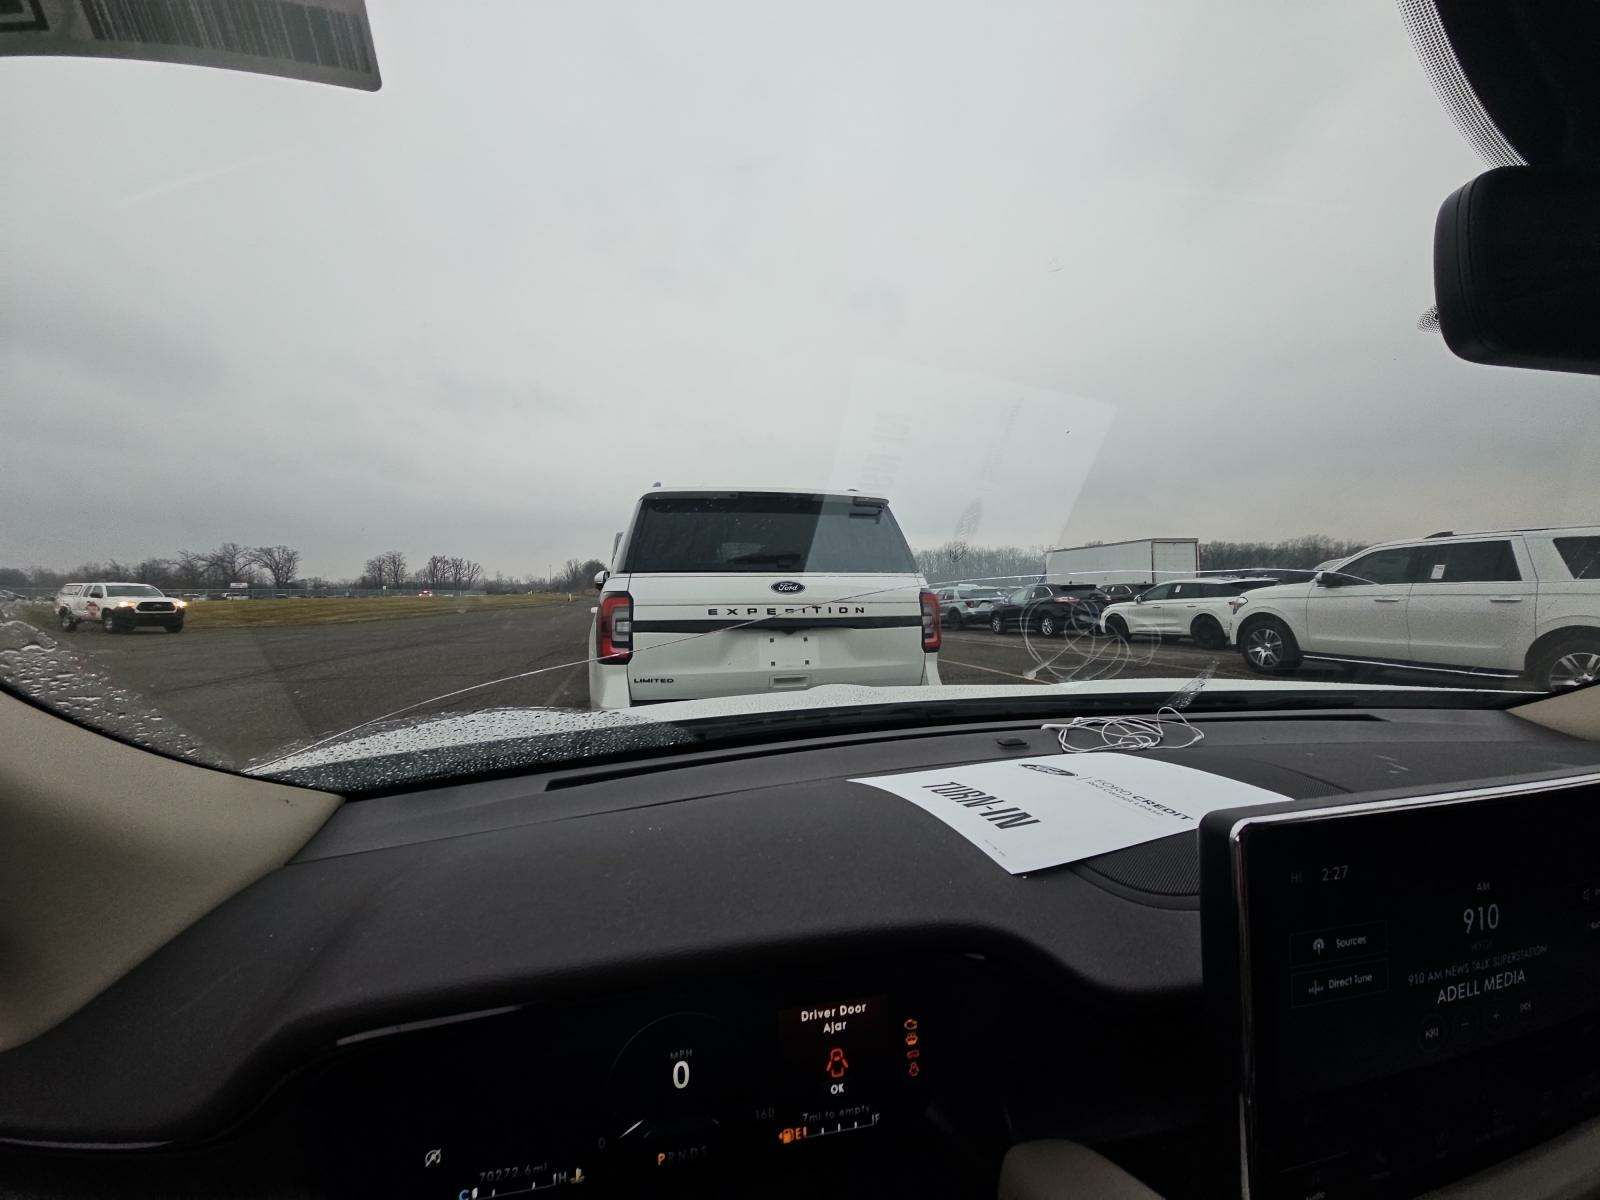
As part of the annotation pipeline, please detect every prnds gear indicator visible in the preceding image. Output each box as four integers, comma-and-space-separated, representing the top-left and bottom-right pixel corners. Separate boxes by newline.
775, 995, 915, 1144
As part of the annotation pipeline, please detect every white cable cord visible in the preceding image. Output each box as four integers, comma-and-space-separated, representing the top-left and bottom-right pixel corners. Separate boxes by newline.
1041, 707, 1204, 754
1041, 664, 1214, 753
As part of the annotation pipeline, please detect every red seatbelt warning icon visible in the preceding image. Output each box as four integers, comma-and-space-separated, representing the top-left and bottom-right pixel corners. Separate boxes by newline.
825, 1047, 849, 1079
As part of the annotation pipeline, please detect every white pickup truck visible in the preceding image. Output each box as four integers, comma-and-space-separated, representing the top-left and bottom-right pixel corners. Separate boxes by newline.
55, 582, 187, 634
588, 488, 940, 708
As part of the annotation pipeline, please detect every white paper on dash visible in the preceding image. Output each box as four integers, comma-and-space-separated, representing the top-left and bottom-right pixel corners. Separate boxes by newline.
850, 754, 1289, 875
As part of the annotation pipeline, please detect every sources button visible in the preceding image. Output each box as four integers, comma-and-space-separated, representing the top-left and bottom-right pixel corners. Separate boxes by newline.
1290, 921, 1388, 966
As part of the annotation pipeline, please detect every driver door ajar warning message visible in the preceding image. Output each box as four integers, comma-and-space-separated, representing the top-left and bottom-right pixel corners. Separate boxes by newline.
852, 755, 1287, 875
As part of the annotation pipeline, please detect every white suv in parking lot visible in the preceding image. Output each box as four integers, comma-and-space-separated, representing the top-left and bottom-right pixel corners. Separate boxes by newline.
55, 582, 187, 633
1098, 576, 1279, 648
588, 488, 941, 708
1232, 528, 1600, 690
935, 584, 1007, 629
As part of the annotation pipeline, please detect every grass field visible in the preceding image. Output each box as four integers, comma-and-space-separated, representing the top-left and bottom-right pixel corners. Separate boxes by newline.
13, 593, 579, 632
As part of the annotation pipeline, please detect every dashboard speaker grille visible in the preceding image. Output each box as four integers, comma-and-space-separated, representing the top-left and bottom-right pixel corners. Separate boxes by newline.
1077, 832, 1200, 901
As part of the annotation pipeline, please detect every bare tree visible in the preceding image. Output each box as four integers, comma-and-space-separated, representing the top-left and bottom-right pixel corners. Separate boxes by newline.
385, 550, 408, 589
445, 556, 483, 590
1198, 536, 1369, 573
362, 556, 385, 589
553, 558, 606, 591
422, 555, 450, 589
204, 542, 253, 586
371, 550, 408, 590
484, 571, 524, 594
173, 550, 209, 589
134, 558, 175, 585
248, 545, 301, 588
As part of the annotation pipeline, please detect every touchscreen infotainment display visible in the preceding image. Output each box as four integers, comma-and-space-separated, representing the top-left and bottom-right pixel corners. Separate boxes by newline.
1203, 774, 1600, 1199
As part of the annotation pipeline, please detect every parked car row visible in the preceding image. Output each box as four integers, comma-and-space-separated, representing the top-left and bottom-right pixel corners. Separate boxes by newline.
986, 583, 1115, 636
973, 577, 1274, 642
947, 526, 1599, 693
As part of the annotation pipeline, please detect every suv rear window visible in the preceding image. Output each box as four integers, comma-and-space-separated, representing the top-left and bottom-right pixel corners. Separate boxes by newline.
1554, 537, 1600, 580
622, 494, 918, 574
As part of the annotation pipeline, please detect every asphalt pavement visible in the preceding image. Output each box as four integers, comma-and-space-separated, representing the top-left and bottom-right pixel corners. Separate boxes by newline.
38, 605, 1515, 769
55, 600, 597, 767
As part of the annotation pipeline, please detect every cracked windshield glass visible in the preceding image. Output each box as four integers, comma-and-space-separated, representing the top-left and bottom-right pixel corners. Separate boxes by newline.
2, 1, 1597, 792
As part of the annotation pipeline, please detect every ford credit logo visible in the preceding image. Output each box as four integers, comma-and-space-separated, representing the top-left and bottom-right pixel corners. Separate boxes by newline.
771, 580, 806, 594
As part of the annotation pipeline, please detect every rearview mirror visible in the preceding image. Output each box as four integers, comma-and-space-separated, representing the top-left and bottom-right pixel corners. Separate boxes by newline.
1435, 167, 1600, 376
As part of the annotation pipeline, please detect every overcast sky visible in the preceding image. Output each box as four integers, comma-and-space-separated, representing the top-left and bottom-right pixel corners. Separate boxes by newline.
3, 0, 1596, 580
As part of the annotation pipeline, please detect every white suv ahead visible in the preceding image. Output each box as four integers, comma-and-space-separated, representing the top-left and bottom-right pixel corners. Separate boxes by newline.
1232, 528, 1600, 690
55, 582, 187, 634
588, 488, 940, 708
1098, 576, 1280, 648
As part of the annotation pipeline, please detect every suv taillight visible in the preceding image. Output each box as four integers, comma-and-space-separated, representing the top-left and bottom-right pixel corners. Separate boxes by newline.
920, 590, 941, 652
597, 591, 633, 663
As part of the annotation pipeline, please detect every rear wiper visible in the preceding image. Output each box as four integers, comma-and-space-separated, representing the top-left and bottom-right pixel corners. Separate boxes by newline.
726, 552, 802, 567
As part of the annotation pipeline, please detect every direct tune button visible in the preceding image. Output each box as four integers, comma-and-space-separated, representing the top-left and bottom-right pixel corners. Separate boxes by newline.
1418, 1013, 1449, 1053
1290, 960, 1389, 1008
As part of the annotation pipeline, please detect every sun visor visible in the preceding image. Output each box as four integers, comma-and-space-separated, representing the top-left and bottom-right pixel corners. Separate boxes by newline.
0, 0, 380, 91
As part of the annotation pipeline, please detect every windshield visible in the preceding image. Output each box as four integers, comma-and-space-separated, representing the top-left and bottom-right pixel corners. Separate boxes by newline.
2, 1, 1596, 792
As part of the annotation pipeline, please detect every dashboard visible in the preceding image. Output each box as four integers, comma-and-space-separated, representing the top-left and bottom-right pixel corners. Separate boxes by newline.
307, 956, 998, 1198
3, 702, 1600, 1198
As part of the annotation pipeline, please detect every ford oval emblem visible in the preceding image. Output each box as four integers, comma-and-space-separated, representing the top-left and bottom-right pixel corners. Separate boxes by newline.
771, 580, 805, 595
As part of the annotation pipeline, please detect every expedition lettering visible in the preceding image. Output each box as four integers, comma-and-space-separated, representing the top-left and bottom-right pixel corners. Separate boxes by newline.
707, 605, 868, 616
